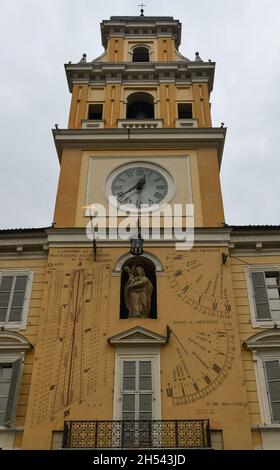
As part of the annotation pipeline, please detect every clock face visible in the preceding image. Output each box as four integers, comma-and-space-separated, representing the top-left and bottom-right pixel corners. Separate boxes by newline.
165, 248, 236, 405
107, 163, 173, 210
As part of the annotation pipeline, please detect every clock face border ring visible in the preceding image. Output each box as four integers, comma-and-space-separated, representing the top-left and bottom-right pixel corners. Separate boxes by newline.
104, 161, 176, 213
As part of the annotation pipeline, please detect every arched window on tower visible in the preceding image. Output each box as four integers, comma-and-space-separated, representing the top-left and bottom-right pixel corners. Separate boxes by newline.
126, 92, 155, 119
132, 46, 150, 62
120, 256, 157, 319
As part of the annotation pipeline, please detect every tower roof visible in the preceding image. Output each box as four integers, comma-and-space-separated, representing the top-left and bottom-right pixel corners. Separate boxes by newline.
109, 16, 175, 21
101, 16, 182, 49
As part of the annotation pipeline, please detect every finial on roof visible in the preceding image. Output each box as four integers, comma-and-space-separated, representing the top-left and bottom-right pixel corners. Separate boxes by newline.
138, 3, 146, 16
79, 53, 87, 63
195, 51, 203, 62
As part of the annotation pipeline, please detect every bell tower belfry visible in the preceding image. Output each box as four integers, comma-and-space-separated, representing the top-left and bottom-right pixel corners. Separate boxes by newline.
53, 15, 226, 229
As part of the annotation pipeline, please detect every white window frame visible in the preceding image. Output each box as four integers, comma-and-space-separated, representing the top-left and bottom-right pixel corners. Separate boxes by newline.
113, 348, 161, 448
109, 326, 167, 448
0, 270, 34, 330
245, 330, 280, 430
113, 348, 161, 421
252, 350, 280, 426
245, 265, 280, 328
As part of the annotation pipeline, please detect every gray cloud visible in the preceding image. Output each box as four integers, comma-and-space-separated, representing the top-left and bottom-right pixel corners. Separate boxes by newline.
0, 0, 279, 228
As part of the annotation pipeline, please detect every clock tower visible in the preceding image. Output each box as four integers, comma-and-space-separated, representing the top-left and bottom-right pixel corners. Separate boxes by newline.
20, 14, 254, 450
53, 15, 225, 229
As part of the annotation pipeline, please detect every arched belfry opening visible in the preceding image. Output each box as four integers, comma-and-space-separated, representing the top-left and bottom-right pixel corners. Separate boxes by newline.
132, 46, 150, 62
126, 92, 155, 119
120, 256, 157, 319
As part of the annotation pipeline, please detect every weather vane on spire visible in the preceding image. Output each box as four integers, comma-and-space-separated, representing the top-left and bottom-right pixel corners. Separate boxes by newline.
138, 3, 146, 16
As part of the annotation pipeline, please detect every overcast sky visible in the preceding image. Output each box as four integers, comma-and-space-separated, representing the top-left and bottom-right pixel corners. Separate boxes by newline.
0, 0, 279, 228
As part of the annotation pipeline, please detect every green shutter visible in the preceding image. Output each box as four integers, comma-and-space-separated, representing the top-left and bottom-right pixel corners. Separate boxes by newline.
251, 272, 271, 320
4, 359, 21, 425
264, 360, 280, 422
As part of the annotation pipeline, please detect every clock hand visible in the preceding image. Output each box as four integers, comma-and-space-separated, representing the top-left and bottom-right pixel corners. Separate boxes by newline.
135, 175, 146, 190
119, 176, 146, 198
118, 185, 137, 197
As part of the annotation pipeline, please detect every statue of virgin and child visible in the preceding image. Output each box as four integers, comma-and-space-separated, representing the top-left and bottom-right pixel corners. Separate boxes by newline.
123, 265, 153, 318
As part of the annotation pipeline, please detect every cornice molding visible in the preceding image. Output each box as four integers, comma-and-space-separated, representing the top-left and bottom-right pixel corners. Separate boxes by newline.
230, 232, 280, 254
47, 227, 231, 248
65, 61, 215, 93
100, 16, 182, 49
0, 227, 279, 255
0, 233, 48, 257
0, 330, 32, 352
245, 330, 280, 351
52, 127, 226, 165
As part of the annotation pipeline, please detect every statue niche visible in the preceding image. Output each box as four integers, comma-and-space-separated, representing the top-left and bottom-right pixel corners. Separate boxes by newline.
120, 257, 157, 319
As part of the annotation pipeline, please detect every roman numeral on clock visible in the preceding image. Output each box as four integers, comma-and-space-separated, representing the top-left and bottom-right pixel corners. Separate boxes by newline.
121, 197, 129, 204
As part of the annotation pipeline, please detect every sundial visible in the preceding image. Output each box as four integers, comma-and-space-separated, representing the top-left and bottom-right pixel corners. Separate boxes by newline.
165, 248, 236, 404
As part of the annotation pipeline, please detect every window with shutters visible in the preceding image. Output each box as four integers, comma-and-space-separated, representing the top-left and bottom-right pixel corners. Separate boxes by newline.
0, 271, 33, 329
0, 359, 22, 426
263, 360, 280, 423
245, 268, 280, 327
245, 331, 280, 431
110, 329, 164, 447
113, 354, 160, 448
113, 353, 161, 422
0, 331, 31, 431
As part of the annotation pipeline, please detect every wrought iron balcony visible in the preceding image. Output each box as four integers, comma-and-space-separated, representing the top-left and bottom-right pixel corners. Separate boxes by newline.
62, 419, 211, 449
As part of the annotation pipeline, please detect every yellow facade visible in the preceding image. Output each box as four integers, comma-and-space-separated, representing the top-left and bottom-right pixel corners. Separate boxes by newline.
1, 14, 280, 452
